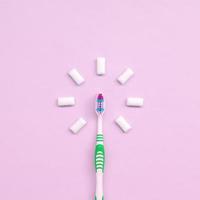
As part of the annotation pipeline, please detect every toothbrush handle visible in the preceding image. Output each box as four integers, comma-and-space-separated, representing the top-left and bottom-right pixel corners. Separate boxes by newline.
95, 143, 105, 200
95, 172, 104, 200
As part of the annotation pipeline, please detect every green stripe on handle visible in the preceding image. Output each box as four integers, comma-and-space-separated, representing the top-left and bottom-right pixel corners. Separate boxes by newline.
95, 196, 104, 200
95, 144, 105, 172
96, 134, 104, 142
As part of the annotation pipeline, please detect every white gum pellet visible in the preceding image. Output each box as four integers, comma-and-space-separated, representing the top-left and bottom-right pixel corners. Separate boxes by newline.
126, 97, 144, 107
97, 57, 106, 75
70, 117, 87, 134
57, 97, 75, 107
115, 115, 131, 133
117, 68, 134, 84
68, 68, 85, 85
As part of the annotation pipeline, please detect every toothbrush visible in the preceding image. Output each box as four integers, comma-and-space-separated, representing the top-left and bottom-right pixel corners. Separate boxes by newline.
95, 93, 105, 200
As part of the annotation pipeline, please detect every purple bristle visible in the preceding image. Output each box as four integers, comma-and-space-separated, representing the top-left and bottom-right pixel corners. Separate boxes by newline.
97, 93, 103, 100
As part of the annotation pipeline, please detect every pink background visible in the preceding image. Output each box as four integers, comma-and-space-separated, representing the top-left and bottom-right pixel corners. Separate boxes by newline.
0, 0, 200, 199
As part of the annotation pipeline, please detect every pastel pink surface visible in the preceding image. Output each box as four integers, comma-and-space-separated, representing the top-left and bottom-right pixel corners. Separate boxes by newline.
0, 1, 200, 200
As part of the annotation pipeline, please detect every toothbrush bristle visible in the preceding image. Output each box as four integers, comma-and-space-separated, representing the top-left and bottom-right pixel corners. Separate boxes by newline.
96, 93, 104, 114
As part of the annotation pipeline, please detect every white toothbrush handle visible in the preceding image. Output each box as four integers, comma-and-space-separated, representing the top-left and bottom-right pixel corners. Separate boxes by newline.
95, 172, 104, 200
95, 134, 105, 200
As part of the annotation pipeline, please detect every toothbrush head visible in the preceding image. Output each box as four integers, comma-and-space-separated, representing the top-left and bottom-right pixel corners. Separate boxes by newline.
96, 93, 105, 115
